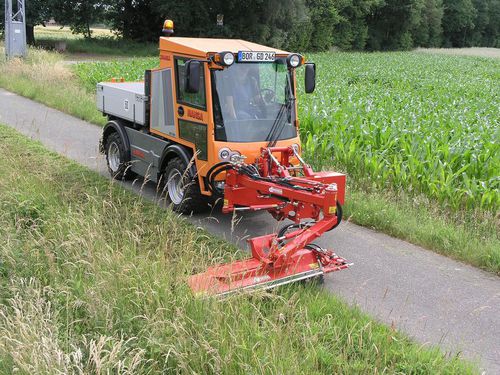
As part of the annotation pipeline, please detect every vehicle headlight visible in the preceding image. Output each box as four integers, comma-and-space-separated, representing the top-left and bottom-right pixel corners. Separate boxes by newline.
217, 51, 235, 66
287, 54, 302, 68
218, 147, 231, 160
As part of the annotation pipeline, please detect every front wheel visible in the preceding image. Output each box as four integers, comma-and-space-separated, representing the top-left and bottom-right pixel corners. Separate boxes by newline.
163, 157, 208, 214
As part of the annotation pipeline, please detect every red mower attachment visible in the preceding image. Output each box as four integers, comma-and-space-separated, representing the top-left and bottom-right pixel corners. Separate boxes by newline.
188, 146, 350, 297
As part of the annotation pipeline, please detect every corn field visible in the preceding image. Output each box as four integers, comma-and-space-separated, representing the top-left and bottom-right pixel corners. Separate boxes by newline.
300, 52, 499, 212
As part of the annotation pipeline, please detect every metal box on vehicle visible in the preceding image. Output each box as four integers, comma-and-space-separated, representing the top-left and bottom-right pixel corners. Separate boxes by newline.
96, 82, 148, 126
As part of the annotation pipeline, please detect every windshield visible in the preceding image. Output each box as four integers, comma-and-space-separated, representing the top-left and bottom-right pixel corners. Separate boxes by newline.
212, 61, 297, 142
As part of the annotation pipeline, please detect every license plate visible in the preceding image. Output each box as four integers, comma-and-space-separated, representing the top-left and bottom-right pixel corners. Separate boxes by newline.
237, 51, 276, 62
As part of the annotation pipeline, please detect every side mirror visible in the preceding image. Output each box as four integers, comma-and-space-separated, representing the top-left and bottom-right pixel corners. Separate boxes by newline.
185, 60, 201, 93
305, 63, 316, 94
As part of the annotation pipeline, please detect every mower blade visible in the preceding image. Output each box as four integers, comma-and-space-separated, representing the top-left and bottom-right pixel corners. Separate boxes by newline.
188, 249, 341, 298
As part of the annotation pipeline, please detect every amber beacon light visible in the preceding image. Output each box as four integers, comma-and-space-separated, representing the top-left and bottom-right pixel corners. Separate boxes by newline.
162, 20, 174, 35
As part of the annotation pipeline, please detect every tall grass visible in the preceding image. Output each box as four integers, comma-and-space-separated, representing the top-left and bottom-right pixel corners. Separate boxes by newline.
0, 124, 476, 374
0, 46, 105, 125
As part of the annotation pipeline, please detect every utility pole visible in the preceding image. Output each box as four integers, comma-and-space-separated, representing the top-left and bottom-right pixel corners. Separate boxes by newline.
4, 0, 27, 59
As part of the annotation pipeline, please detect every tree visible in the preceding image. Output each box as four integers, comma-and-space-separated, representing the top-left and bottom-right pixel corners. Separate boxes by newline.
0, 4, 4, 37
412, 0, 444, 47
470, 0, 489, 45
367, 0, 426, 50
51, 0, 105, 39
304, 0, 340, 51
442, 0, 477, 47
483, 0, 500, 47
25, 0, 52, 44
332, 0, 384, 50
202, 0, 309, 50
105, 0, 164, 41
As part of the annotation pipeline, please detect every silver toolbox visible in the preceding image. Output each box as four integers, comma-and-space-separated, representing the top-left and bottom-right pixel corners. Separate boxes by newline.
96, 82, 148, 125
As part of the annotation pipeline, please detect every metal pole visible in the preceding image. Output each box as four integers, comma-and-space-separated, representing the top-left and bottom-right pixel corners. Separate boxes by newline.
5, 0, 11, 58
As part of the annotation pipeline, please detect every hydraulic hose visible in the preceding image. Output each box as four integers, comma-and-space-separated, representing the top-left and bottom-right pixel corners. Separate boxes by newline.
206, 162, 233, 196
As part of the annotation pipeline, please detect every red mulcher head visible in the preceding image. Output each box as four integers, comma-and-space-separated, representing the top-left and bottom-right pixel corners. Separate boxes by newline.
189, 232, 350, 297
189, 146, 350, 297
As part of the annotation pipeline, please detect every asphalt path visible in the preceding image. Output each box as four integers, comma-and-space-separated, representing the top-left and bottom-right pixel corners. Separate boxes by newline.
1, 88, 499, 373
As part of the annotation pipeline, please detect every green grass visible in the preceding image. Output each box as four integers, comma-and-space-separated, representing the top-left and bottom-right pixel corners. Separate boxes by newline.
0, 47, 498, 274
34, 25, 158, 57
0, 124, 476, 374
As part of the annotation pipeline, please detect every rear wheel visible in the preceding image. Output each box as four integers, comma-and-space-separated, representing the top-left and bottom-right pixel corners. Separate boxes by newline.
105, 132, 134, 180
163, 157, 208, 214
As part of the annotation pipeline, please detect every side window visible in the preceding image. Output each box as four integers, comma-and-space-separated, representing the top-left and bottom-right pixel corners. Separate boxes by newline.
175, 58, 206, 109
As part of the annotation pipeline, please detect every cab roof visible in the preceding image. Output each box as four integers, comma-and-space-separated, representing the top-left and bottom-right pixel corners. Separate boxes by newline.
159, 37, 290, 57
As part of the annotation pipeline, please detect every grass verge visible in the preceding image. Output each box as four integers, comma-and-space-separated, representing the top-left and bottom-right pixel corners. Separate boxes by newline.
0, 47, 498, 274
34, 25, 158, 57
0, 47, 106, 125
0, 123, 476, 374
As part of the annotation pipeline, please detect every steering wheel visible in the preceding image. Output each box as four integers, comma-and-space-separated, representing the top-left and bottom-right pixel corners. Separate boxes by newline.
260, 88, 276, 105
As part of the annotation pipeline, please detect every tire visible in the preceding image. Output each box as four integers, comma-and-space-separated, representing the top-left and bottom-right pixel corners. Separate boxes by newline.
163, 157, 208, 214
105, 132, 134, 180
328, 202, 343, 231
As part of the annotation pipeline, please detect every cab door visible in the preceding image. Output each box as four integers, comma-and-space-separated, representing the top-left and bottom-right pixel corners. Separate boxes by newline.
173, 57, 209, 163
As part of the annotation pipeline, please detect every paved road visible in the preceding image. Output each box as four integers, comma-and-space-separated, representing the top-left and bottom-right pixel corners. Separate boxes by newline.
1, 88, 499, 373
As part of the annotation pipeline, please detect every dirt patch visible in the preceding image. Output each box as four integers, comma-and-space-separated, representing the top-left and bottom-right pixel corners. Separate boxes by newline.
416, 47, 500, 58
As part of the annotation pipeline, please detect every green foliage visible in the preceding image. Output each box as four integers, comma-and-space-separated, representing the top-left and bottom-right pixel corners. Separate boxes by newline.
104, 0, 165, 41
74, 58, 158, 92
332, 0, 383, 50
51, 0, 105, 39
305, 0, 341, 51
412, 0, 444, 47
3, 0, 500, 50
299, 52, 500, 212
442, 0, 478, 47
0, 124, 477, 374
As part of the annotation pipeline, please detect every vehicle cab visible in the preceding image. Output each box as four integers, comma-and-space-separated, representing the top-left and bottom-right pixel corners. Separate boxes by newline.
156, 37, 316, 196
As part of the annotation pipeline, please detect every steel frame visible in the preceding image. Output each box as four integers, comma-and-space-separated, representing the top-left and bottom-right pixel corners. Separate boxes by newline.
4, 0, 27, 58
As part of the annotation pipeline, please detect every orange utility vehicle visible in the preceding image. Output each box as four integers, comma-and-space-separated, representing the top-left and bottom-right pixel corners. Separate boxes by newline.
97, 21, 349, 296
